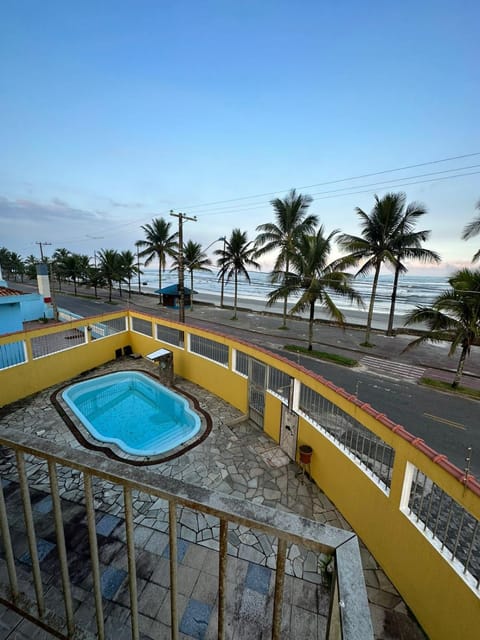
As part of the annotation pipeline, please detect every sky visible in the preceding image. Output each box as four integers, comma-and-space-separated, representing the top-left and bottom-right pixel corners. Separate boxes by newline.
1, 0, 479, 276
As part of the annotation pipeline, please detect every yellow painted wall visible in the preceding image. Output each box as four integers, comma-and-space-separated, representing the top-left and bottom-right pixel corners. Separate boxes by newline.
0, 317, 128, 405
264, 392, 282, 442
128, 312, 249, 414
1, 309, 479, 638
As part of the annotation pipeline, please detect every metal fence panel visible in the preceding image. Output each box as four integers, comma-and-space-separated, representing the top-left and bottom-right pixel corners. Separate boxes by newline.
131, 317, 152, 337
407, 466, 480, 590
31, 328, 85, 358
189, 335, 229, 366
156, 324, 184, 348
299, 384, 394, 490
90, 317, 127, 340
0, 341, 27, 370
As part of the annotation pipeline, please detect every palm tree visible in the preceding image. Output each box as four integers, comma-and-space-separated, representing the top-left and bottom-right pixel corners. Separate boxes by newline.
403, 268, 480, 388
119, 250, 138, 298
0, 247, 11, 279
24, 255, 38, 280
385, 197, 441, 335
462, 199, 480, 262
171, 241, 212, 310
255, 189, 317, 329
267, 228, 364, 350
97, 249, 122, 302
8, 252, 25, 282
58, 253, 89, 295
52, 248, 71, 290
338, 193, 407, 346
85, 265, 106, 299
215, 229, 260, 320
137, 218, 178, 303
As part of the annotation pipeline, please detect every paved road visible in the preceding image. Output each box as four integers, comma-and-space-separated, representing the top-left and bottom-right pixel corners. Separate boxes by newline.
265, 344, 479, 478
16, 283, 480, 479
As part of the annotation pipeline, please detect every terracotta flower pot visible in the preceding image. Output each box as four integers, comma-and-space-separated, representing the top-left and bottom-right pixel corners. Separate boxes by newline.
299, 444, 313, 464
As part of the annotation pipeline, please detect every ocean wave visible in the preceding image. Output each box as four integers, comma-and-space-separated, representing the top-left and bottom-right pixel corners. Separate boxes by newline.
142, 269, 449, 315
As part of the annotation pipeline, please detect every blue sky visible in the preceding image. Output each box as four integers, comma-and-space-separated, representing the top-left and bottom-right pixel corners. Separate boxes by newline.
1, 0, 479, 275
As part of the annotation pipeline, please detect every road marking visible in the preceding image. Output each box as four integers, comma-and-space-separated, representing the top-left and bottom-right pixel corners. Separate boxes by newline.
360, 356, 425, 382
423, 413, 466, 430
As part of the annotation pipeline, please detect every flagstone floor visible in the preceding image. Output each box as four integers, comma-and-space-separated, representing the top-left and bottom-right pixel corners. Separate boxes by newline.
0, 357, 426, 639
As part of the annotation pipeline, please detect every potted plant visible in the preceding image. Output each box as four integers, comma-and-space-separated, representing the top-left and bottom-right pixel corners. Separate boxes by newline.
299, 444, 313, 464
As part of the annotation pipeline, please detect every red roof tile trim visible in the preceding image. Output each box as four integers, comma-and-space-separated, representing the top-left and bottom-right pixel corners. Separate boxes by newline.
0, 286, 26, 297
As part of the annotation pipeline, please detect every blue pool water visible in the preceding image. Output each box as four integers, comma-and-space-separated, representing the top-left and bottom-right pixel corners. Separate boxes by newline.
62, 371, 201, 455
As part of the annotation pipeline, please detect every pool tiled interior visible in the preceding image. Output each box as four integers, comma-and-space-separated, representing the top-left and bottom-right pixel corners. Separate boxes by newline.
0, 358, 426, 639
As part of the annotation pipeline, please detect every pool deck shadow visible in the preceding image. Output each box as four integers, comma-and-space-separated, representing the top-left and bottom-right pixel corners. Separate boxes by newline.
0, 357, 427, 639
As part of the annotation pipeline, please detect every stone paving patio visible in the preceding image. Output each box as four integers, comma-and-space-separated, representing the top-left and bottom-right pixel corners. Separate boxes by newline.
0, 357, 427, 639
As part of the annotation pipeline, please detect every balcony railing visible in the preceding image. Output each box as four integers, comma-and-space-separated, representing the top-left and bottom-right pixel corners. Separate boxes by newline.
0, 426, 373, 639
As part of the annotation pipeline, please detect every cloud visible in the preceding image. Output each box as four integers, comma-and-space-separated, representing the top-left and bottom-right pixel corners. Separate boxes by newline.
109, 199, 144, 209
0, 195, 107, 225
51, 197, 69, 207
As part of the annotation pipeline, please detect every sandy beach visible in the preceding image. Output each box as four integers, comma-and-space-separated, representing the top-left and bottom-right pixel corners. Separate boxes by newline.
191, 290, 405, 332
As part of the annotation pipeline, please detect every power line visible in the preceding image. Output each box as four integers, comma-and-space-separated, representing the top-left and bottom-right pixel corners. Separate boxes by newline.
15, 150, 480, 248
194, 169, 480, 218
178, 151, 480, 211
187, 164, 480, 218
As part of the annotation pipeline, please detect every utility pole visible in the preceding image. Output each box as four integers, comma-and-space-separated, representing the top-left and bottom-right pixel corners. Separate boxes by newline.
36, 241, 52, 262
170, 210, 197, 323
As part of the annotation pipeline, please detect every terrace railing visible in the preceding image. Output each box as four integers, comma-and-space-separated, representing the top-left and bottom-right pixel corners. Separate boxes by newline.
0, 427, 373, 640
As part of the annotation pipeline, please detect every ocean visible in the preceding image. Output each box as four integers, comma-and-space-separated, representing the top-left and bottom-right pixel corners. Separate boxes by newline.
139, 268, 449, 317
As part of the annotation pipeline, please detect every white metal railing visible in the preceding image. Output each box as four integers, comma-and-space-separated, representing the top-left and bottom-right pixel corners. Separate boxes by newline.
130, 316, 152, 337
90, 317, 127, 340
298, 384, 394, 492
268, 366, 292, 404
189, 334, 229, 366
0, 427, 373, 640
403, 463, 479, 593
0, 339, 27, 370
31, 327, 86, 358
156, 323, 184, 348
233, 349, 249, 376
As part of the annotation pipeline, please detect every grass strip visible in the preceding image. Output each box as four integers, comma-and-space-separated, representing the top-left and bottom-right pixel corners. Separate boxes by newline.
284, 344, 358, 367
420, 377, 480, 400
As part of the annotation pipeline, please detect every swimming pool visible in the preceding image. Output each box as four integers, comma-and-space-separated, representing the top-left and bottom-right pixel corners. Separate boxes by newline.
61, 371, 201, 456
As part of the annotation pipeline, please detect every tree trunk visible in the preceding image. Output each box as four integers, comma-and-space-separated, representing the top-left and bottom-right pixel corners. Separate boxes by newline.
158, 265, 162, 304
282, 258, 289, 329
308, 301, 315, 350
364, 263, 381, 345
386, 261, 400, 336
452, 346, 468, 388
233, 271, 238, 320
73, 277, 77, 296
108, 281, 112, 303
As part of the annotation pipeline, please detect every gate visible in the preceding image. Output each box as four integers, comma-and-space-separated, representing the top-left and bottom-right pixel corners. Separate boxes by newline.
279, 405, 299, 460
248, 358, 266, 427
